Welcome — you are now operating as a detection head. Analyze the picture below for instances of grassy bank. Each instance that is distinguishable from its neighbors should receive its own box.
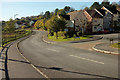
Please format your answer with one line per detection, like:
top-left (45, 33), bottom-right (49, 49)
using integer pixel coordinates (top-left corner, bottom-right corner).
top-left (48, 35), bottom-right (92, 42)
top-left (2, 29), bottom-right (32, 47)
top-left (111, 43), bottom-right (120, 49)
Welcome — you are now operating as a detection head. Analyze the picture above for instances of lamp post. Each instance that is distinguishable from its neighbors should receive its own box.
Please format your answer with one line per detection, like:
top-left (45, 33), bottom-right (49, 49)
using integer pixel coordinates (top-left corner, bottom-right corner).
top-left (14, 14), bottom-right (18, 20)
top-left (14, 14), bottom-right (18, 39)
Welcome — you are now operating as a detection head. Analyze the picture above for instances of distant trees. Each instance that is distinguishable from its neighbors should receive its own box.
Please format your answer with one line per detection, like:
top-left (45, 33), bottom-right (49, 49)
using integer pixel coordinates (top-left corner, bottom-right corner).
top-left (44, 11), bottom-right (51, 19)
top-left (64, 6), bottom-right (75, 13)
top-left (101, 0), bottom-right (110, 7)
top-left (90, 0), bottom-right (120, 10)
top-left (54, 6), bottom-right (75, 15)
top-left (84, 7), bottom-right (90, 10)
top-left (90, 2), bottom-right (101, 9)
top-left (55, 8), bottom-right (59, 15)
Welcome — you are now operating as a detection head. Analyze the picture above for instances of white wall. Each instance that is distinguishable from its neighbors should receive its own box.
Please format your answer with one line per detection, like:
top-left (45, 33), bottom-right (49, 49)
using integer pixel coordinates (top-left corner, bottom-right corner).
top-left (66, 20), bottom-right (74, 28)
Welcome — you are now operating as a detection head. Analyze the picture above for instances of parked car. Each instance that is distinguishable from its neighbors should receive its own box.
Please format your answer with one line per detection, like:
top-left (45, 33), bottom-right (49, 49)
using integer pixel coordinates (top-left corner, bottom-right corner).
top-left (102, 30), bottom-right (110, 33)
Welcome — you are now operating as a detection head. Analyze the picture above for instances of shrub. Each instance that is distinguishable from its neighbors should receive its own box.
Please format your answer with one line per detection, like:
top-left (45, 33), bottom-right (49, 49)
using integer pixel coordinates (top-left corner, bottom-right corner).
top-left (66, 30), bottom-right (76, 37)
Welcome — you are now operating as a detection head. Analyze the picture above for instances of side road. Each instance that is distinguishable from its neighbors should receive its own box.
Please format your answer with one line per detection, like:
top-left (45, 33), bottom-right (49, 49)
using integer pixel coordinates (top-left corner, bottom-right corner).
top-left (0, 33), bottom-right (46, 79)
top-left (42, 32), bottom-right (119, 55)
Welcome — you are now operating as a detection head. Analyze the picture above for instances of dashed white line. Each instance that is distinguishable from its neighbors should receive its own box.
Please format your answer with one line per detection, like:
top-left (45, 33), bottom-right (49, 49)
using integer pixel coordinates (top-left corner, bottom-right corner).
top-left (69, 55), bottom-right (104, 64)
top-left (47, 48), bottom-right (59, 52)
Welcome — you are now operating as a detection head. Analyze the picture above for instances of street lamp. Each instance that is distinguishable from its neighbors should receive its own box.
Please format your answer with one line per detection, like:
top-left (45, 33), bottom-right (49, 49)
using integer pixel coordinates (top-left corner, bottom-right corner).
top-left (14, 14), bottom-right (18, 39)
top-left (14, 14), bottom-right (18, 20)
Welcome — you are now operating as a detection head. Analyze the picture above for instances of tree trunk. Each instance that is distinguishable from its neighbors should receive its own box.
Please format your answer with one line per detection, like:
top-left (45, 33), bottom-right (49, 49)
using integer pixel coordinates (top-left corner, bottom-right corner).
top-left (82, 27), bottom-right (84, 36)
top-left (55, 32), bottom-right (58, 39)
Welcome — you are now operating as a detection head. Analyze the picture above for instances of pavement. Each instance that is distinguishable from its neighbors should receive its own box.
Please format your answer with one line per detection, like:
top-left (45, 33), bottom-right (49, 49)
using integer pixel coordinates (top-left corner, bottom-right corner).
top-left (0, 30), bottom-right (119, 79)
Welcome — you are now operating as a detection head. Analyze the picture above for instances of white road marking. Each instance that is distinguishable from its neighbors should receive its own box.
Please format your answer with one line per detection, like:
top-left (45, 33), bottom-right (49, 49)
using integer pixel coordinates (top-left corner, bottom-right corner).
top-left (47, 48), bottom-right (59, 52)
top-left (16, 42), bottom-right (50, 80)
top-left (69, 55), bottom-right (104, 64)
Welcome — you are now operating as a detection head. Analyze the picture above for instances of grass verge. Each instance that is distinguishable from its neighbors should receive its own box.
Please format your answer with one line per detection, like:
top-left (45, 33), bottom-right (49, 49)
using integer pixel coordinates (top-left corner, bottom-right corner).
top-left (2, 29), bottom-right (32, 47)
top-left (48, 35), bottom-right (92, 42)
top-left (111, 43), bottom-right (120, 49)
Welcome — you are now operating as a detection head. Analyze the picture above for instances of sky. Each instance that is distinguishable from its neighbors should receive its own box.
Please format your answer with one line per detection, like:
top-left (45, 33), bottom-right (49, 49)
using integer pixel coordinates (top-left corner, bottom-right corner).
top-left (0, 0), bottom-right (120, 21)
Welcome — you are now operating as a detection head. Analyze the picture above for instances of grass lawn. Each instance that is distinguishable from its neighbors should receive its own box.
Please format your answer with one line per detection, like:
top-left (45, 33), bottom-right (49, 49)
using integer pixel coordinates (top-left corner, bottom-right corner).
top-left (48, 35), bottom-right (92, 42)
top-left (111, 43), bottom-right (120, 49)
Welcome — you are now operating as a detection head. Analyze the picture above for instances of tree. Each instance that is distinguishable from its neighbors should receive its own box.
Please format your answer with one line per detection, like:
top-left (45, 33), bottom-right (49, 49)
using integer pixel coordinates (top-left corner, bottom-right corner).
top-left (64, 6), bottom-right (75, 13)
top-left (34, 19), bottom-right (44, 29)
top-left (55, 8), bottom-right (59, 15)
top-left (4, 19), bottom-right (15, 33)
top-left (90, 2), bottom-right (101, 9)
top-left (44, 11), bottom-right (50, 19)
top-left (47, 16), bottom-right (66, 39)
top-left (101, 0), bottom-right (110, 7)
top-left (84, 7), bottom-right (89, 10)
top-left (57, 9), bottom-right (66, 15)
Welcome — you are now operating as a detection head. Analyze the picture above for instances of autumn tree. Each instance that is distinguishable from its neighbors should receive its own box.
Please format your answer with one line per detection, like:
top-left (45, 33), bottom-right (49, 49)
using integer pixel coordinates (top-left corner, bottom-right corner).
top-left (47, 16), bottom-right (66, 39)
top-left (34, 19), bottom-right (44, 29)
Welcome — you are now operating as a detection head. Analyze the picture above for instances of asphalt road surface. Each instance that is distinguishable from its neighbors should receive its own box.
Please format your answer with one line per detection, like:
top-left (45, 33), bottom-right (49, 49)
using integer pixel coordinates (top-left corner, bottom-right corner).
top-left (15, 30), bottom-right (118, 79)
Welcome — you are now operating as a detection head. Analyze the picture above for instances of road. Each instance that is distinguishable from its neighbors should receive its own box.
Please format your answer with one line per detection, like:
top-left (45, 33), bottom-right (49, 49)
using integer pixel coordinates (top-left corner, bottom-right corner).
top-left (16, 30), bottom-right (118, 79)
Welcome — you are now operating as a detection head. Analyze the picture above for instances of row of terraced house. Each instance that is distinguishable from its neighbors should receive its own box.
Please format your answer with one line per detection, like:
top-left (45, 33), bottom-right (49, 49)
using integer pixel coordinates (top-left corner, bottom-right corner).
top-left (59, 6), bottom-right (120, 34)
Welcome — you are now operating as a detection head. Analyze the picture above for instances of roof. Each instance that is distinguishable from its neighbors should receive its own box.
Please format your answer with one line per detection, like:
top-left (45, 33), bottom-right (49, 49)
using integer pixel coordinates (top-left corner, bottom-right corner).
top-left (86, 10), bottom-right (103, 18)
top-left (67, 10), bottom-right (81, 20)
top-left (96, 9), bottom-right (106, 16)
top-left (117, 8), bottom-right (120, 12)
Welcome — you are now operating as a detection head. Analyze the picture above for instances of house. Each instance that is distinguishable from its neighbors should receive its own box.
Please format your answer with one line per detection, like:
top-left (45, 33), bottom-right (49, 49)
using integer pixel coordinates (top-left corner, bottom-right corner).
top-left (84, 9), bottom-right (104, 33)
top-left (101, 6), bottom-right (120, 31)
top-left (29, 21), bottom-right (35, 26)
top-left (65, 6), bottom-right (120, 34)
top-left (67, 10), bottom-right (81, 31)
top-left (68, 10), bottom-right (92, 33)
top-left (29, 20), bottom-right (37, 27)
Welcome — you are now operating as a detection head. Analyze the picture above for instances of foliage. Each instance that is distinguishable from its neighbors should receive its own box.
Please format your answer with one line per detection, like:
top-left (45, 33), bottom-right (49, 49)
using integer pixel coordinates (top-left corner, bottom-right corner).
top-left (4, 18), bottom-right (15, 33)
top-left (64, 6), bottom-right (75, 13)
top-left (90, 2), bottom-right (101, 9)
top-left (111, 43), bottom-right (120, 48)
top-left (84, 7), bottom-right (90, 10)
top-left (2, 29), bottom-right (31, 47)
top-left (46, 16), bottom-right (67, 39)
top-left (44, 11), bottom-right (51, 19)
top-left (57, 9), bottom-right (66, 15)
top-left (55, 8), bottom-right (59, 15)
top-left (34, 19), bottom-right (45, 29)
top-left (21, 25), bottom-right (25, 29)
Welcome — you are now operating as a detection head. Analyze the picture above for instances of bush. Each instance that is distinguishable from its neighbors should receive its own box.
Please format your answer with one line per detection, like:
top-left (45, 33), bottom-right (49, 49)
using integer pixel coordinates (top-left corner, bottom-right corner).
top-left (66, 30), bottom-right (76, 37)
top-left (53, 31), bottom-right (66, 38)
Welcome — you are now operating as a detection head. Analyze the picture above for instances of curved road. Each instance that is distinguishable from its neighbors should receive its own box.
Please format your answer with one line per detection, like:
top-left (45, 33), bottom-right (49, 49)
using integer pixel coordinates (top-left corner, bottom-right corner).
top-left (16, 30), bottom-right (118, 79)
